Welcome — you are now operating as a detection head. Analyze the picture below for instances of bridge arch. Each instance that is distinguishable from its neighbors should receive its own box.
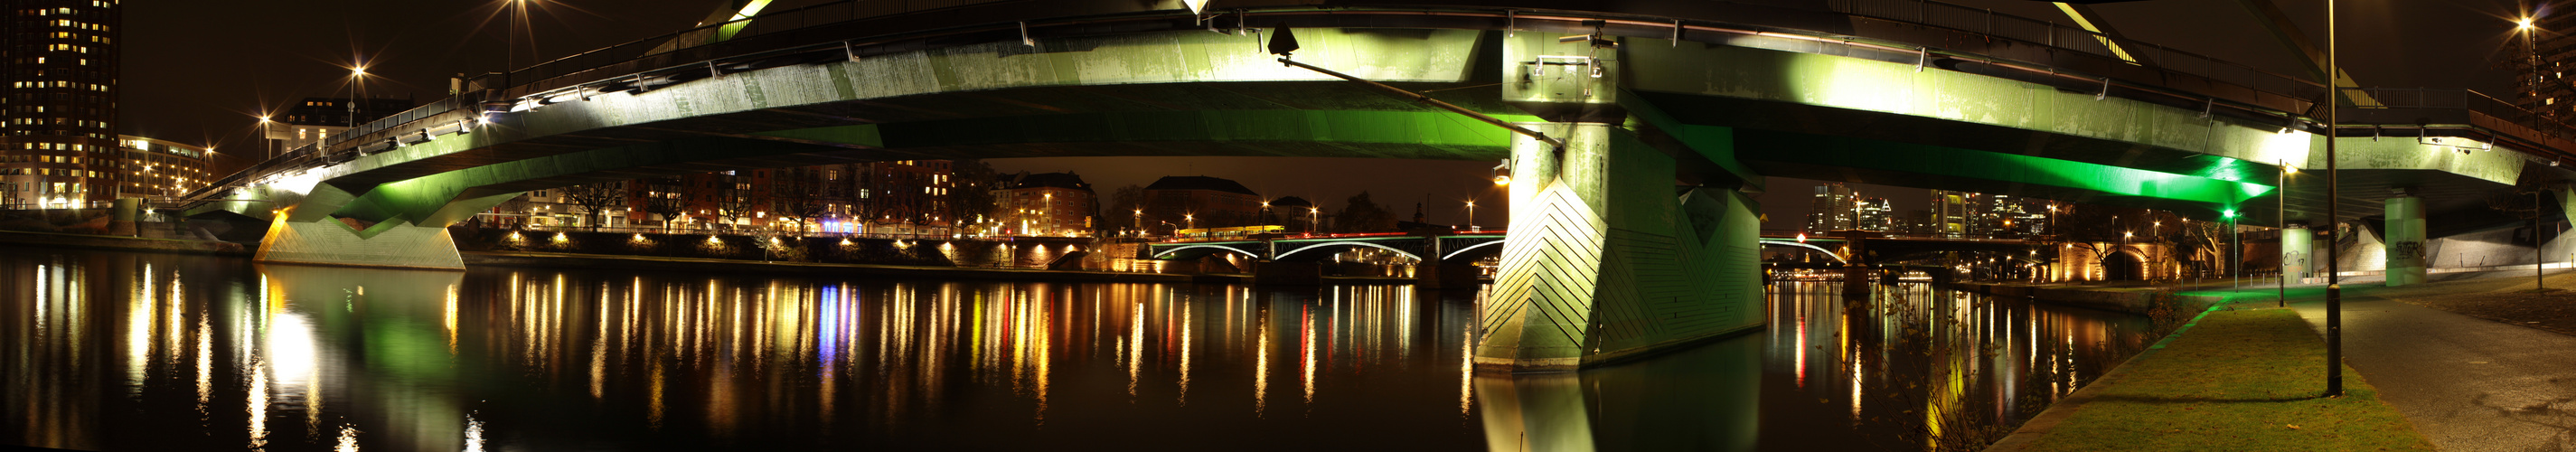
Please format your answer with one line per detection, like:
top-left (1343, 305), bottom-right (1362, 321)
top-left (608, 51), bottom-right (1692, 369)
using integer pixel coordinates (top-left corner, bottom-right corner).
top-left (1274, 241), bottom-right (1423, 262)
top-left (2100, 246), bottom-right (2152, 281)
top-left (1152, 244), bottom-right (1260, 260)
top-left (1439, 240), bottom-right (1508, 263)
top-left (1757, 240), bottom-right (1848, 264)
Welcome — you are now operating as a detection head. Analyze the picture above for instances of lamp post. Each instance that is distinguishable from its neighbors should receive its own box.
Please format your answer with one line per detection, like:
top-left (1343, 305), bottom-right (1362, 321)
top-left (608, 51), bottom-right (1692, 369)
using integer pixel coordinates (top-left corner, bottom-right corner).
top-left (2324, 0), bottom-right (2345, 397)
top-left (1466, 200), bottom-right (1477, 232)
top-left (504, 0), bottom-right (529, 73)
top-left (1310, 207), bottom-right (1321, 235)
top-left (2226, 208), bottom-right (2240, 290)
top-left (347, 65), bottom-right (368, 137)
top-left (2524, 15), bottom-right (2540, 122)
top-left (257, 115), bottom-right (273, 160)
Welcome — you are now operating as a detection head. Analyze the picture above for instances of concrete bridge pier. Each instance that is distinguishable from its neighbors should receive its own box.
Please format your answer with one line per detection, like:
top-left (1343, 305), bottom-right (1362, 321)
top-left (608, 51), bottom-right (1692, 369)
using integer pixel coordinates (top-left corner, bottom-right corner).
top-left (1838, 232), bottom-right (1872, 299)
top-left (253, 188), bottom-right (519, 270)
top-left (2383, 194), bottom-right (2428, 287)
top-left (1415, 263), bottom-right (1482, 289)
top-left (2282, 223), bottom-right (2313, 283)
top-left (1254, 260), bottom-right (1321, 286)
top-left (108, 197), bottom-right (141, 237)
top-left (1472, 123), bottom-right (1764, 372)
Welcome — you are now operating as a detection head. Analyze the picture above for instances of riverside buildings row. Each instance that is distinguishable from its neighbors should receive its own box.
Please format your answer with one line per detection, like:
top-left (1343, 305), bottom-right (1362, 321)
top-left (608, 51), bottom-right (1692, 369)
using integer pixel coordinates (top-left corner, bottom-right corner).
top-left (495, 165), bottom-right (1312, 239)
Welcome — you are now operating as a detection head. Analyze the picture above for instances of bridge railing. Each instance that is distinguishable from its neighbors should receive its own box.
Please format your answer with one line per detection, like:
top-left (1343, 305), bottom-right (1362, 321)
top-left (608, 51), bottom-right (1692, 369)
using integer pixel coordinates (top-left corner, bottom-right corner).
top-left (1830, 0), bottom-right (2576, 159)
top-left (2342, 88), bottom-right (2576, 155)
top-left (190, 0), bottom-right (1020, 207)
top-left (1829, 0), bottom-right (2327, 118)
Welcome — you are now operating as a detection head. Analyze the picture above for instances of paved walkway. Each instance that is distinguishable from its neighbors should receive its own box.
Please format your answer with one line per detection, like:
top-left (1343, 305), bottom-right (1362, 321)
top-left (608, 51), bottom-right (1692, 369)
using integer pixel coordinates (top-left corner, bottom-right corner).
top-left (2217, 278), bottom-right (2576, 452)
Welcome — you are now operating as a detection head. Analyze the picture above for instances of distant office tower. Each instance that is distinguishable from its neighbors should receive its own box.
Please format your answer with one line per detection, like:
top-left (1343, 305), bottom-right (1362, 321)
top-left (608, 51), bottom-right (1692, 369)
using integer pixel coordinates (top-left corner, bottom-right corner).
top-left (1930, 190), bottom-right (1971, 236)
top-left (1856, 197), bottom-right (1892, 231)
top-left (1, 0), bottom-right (121, 207)
top-left (1806, 183), bottom-right (1854, 232)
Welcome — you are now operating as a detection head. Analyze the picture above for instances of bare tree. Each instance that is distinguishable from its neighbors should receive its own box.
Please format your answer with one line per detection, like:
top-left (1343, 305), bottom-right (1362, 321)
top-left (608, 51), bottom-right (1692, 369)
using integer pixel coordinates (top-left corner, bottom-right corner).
top-left (558, 181), bottom-right (627, 231)
top-left (1103, 184), bottom-right (1146, 233)
top-left (946, 159), bottom-right (1001, 236)
top-left (642, 177), bottom-right (687, 232)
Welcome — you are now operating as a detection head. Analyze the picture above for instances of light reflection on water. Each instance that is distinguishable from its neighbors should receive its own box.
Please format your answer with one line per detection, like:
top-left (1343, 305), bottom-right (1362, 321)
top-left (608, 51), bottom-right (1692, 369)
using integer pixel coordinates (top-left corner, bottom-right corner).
top-left (2, 250), bottom-right (2144, 451)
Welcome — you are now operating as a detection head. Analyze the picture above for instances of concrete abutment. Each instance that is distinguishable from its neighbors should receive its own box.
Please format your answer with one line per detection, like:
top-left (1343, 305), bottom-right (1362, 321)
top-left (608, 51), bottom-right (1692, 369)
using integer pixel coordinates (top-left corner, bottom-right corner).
top-left (1472, 124), bottom-right (1764, 372)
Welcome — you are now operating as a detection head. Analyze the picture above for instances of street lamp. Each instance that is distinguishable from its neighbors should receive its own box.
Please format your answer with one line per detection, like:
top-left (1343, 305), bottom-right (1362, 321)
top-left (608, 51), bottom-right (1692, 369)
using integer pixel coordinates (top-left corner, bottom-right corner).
top-left (347, 65), bottom-right (368, 130)
top-left (1466, 200), bottom-right (1478, 232)
top-left (504, 0), bottom-right (531, 72)
top-left (1310, 207), bottom-right (1321, 235)
top-left (1184, 213), bottom-right (1195, 231)
top-left (256, 115), bottom-right (274, 160)
top-left (2324, 0), bottom-right (2346, 397)
top-left (2523, 15), bottom-right (2541, 113)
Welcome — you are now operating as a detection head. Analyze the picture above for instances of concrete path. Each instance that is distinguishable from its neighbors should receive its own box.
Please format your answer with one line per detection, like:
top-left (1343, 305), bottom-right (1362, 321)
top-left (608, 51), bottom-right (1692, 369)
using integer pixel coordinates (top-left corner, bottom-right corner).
top-left (2280, 286), bottom-right (2576, 452)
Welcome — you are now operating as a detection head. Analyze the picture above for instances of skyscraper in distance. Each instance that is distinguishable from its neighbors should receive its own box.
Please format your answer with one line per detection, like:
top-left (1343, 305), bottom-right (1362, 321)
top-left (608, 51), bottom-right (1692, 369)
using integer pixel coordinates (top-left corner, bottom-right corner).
top-left (1807, 183), bottom-right (1854, 232)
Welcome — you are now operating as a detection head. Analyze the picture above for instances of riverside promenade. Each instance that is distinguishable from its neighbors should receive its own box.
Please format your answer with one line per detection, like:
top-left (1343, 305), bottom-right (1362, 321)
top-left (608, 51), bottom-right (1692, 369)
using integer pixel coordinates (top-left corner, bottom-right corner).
top-left (1988, 271), bottom-right (2576, 451)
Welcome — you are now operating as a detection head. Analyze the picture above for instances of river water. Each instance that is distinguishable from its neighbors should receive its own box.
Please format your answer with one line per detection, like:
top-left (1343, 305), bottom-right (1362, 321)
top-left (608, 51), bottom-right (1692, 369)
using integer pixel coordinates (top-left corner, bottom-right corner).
top-left (0, 248), bottom-right (2150, 451)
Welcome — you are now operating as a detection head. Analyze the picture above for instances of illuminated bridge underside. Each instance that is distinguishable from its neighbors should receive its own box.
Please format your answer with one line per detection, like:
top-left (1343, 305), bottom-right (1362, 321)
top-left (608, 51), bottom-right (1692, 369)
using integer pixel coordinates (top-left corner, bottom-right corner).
top-left (191, 5), bottom-right (2566, 366)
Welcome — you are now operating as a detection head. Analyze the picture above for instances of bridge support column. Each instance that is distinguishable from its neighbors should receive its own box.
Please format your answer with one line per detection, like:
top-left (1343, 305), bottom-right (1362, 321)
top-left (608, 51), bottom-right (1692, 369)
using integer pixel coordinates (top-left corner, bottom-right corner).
top-left (108, 197), bottom-right (141, 236)
top-left (2384, 196), bottom-right (2427, 287)
top-left (1415, 263), bottom-right (1481, 289)
top-left (1255, 260), bottom-right (1321, 286)
top-left (2281, 224), bottom-right (2312, 283)
top-left (253, 191), bottom-right (518, 270)
top-left (1474, 124), bottom-right (1764, 372)
top-left (255, 220), bottom-right (468, 269)
top-left (1838, 232), bottom-right (1871, 299)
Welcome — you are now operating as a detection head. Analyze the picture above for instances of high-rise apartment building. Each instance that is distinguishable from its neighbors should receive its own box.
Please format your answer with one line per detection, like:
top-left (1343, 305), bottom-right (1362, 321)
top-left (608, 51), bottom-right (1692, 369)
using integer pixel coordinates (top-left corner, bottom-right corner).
top-left (2515, 14), bottom-right (2576, 120)
top-left (1805, 184), bottom-right (1854, 232)
top-left (1, 0), bottom-right (121, 207)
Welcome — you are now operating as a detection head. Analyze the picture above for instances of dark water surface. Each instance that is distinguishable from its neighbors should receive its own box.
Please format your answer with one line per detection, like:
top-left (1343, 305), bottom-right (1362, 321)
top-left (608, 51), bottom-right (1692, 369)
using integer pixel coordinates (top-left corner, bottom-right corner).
top-left (1, 248), bottom-right (2149, 451)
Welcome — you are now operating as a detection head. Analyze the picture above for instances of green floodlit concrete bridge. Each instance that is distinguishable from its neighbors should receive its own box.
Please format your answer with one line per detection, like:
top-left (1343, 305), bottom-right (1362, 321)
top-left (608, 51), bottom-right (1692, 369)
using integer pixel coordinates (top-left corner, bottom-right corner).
top-left (175, 0), bottom-right (2576, 372)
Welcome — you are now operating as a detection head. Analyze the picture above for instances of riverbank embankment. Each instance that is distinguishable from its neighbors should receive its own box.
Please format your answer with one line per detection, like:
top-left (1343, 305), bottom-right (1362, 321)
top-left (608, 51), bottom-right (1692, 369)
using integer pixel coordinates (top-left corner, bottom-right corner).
top-left (0, 230), bottom-right (249, 256)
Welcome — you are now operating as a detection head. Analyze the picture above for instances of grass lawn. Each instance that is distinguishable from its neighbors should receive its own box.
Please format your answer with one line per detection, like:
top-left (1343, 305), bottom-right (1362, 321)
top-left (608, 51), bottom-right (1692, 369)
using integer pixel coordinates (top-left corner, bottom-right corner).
top-left (2024, 309), bottom-right (2434, 452)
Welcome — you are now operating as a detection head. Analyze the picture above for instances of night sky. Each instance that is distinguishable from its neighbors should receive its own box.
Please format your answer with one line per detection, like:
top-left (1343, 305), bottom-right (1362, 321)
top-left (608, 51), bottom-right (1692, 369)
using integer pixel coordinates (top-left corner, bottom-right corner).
top-left (113, 0), bottom-right (2536, 228)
